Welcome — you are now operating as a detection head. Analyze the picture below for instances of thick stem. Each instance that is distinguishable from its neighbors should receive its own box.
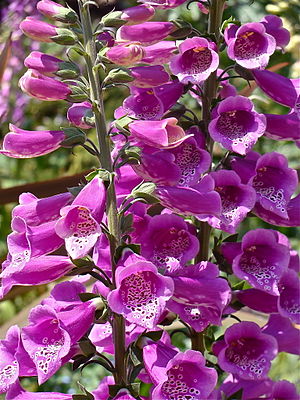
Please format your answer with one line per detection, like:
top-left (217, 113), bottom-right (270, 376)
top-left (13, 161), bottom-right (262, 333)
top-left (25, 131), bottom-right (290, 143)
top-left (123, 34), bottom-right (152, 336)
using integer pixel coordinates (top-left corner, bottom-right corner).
top-left (79, 0), bottom-right (126, 385)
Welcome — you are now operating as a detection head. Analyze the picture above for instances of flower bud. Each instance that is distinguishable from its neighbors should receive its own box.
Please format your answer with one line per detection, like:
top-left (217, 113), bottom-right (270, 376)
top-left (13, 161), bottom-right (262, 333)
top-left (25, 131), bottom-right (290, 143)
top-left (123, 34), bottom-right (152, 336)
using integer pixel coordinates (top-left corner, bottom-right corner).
top-left (121, 4), bottom-right (155, 25)
top-left (24, 51), bottom-right (80, 79)
top-left (103, 67), bottom-right (134, 84)
top-left (101, 11), bottom-right (126, 28)
top-left (20, 17), bottom-right (77, 44)
top-left (67, 102), bottom-right (95, 129)
top-left (37, 0), bottom-right (78, 24)
top-left (106, 43), bottom-right (145, 66)
top-left (60, 127), bottom-right (86, 147)
top-left (67, 85), bottom-right (89, 102)
top-left (116, 22), bottom-right (175, 45)
top-left (19, 69), bottom-right (71, 101)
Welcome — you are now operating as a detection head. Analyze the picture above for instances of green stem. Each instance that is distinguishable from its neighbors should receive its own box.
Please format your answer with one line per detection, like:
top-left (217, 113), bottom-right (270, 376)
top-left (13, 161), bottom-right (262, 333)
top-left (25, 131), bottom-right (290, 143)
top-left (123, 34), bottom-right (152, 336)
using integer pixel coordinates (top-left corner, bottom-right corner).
top-left (78, 0), bottom-right (126, 385)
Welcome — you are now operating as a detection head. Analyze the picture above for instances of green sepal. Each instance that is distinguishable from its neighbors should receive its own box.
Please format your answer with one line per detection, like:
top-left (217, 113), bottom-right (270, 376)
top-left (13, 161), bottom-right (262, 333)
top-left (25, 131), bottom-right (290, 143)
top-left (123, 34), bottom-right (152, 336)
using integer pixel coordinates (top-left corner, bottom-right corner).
top-left (60, 127), bottom-right (86, 147)
top-left (51, 28), bottom-right (78, 45)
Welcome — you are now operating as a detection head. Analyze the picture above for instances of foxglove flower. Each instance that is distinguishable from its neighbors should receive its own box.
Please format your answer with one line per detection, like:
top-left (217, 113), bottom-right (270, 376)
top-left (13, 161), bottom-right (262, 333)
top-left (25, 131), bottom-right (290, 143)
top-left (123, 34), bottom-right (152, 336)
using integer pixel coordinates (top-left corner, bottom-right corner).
top-left (203, 170), bottom-right (256, 233)
top-left (208, 96), bottom-right (266, 154)
top-left (21, 305), bottom-right (71, 383)
top-left (24, 51), bottom-right (80, 78)
top-left (141, 41), bottom-right (177, 64)
top-left (150, 350), bottom-right (217, 399)
top-left (106, 43), bottom-right (145, 66)
top-left (170, 37), bottom-right (219, 84)
top-left (139, 0), bottom-right (186, 8)
top-left (225, 22), bottom-right (276, 69)
top-left (67, 101), bottom-right (94, 129)
top-left (260, 15), bottom-right (290, 50)
top-left (108, 255), bottom-right (174, 329)
top-left (55, 177), bottom-right (106, 259)
top-left (129, 65), bottom-right (170, 88)
top-left (262, 313), bottom-right (300, 355)
top-left (12, 191), bottom-right (73, 226)
top-left (232, 229), bottom-right (290, 295)
top-left (139, 213), bottom-right (199, 272)
top-left (0, 124), bottom-right (65, 158)
top-left (37, 0), bottom-right (78, 23)
top-left (250, 152), bottom-right (298, 220)
top-left (278, 269), bottom-right (300, 324)
top-left (156, 175), bottom-right (222, 217)
top-left (264, 112), bottom-right (300, 142)
top-left (19, 69), bottom-right (71, 101)
top-left (128, 117), bottom-right (188, 148)
top-left (215, 321), bottom-right (278, 380)
top-left (6, 381), bottom-right (73, 400)
top-left (116, 22), bottom-right (175, 45)
top-left (121, 4), bottom-right (155, 24)
top-left (167, 262), bottom-right (231, 331)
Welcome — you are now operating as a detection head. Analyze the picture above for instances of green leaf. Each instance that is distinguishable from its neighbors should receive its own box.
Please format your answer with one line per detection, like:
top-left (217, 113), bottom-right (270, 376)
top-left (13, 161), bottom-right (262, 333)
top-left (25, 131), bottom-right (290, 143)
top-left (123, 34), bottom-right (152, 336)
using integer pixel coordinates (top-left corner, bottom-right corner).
top-left (78, 292), bottom-right (101, 302)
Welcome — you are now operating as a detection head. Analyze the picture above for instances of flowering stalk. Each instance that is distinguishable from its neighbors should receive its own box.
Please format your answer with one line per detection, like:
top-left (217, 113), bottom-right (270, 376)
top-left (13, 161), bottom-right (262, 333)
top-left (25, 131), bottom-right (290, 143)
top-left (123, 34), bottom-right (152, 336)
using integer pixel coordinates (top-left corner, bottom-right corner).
top-left (78, 0), bottom-right (126, 385)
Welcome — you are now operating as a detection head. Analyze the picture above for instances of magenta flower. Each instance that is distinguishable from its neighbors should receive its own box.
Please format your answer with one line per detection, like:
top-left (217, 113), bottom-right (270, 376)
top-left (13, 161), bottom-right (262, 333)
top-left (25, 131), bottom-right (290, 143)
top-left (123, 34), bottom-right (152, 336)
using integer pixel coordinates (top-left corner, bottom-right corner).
top-left (6, 381), bottom-right (73, 400)
top-left (116, 22), bottom-right (175, 45)
top-left (264, 112), bottom-right (300, 142)
top-left (139, 0), bottom-right (186, 8)
top-left (55, 177), bottom-right (106, 259)
top-left (250, 152), bottom-right (298, 220)
top-left (216, 321), bottom-right (278, 380)
top-left (139, 213), bottom-right (199, 272)
top-left (167, 262), bottom-right (231, 331)
top-left (128, 117), bottom-right (188, 149)
top-left (203, 170), bottom-right (256, 233)
top-left (129, 65), bottom-right (170, 88)
top-left (225, 22), bottom-right (276, 69)
top-left (170, 37), bottom-right (219, 84)
top-left (262, 313), bottom-right (300, 355)
top-left (37, 0), bottom-right (78, 23)
top-left (232, 229), bottom-right (290, 295)
top-left (19, 69), bottom-right (71, 101)
top-left (260, 15), bottom-right (290, 50)
top-left (278, 269), bottom-right (300, 324)
top-left (208, 96), bottom-right (266, 155)
top-left (21, 305), bottom-right (71, 383)
top-left (12, 191), bottom-right (73, 226)
top-left (0, 124), bottom-right (65, 158)
top-left (106, 43), bottom-right (145, 66)
top-left (156, 175), bottom-right (222, 217)
top-left (24, 51), bottom-right (79, 78)
top-left (121, 4), bottom-right (155, 24)
top-left (67, 101), bottom-right (94, 129)
top-left (151, 350), bottom-right (217, 399)
top-left (141, 41), bottom-right (177, 64)
top-left (107, 255), bottom-right (174, 329)
top-left (20, 17), bottom-right (58, 42)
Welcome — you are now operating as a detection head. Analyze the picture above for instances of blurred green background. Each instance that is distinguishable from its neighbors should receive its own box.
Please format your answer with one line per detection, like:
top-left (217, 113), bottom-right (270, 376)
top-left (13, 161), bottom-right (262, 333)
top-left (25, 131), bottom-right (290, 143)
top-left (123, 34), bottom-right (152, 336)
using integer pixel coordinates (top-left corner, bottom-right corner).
top-left (0, 0), bottom-right (299, 397)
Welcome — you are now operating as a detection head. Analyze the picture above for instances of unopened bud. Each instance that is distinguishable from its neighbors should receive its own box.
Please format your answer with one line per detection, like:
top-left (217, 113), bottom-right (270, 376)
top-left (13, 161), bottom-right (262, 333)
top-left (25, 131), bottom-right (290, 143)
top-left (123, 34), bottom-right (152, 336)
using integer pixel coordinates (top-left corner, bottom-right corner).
top-left (67, 85), bottom-right (89, 102)
top-left (51, 28), bottom-right (78, 45)
top-left (37, 0), bottom-right (78, 24)
top-left (104, 67), bottom-right (134, 84)
top-left (101, 11), bottom-right (126, 28)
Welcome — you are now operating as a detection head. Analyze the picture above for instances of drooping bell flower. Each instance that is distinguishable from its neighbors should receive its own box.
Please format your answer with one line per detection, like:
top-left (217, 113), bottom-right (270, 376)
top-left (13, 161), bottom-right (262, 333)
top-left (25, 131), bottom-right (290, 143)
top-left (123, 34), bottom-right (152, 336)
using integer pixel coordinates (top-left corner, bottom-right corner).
top-left (0, 256), bottom-right (74, 298)
top-left (6, 381), bottom-right (73, 400)
top-left (139, 213), bottom-right (199, 273)
top-left (19, 69), bottom-right (71, 101)
top-left (278, 269), bottom-right (300, 324)
top-left (55, 177), bottom-right (106, 259)
top-left (264, 112), bottom-right (300, 142)
top-left (139, 0), bottom-right (186, 8)
top-left (0, 124), bottom-right (66, 158)
top-left (260, 15), bottom-right (290, 50)
top-left (203, 170), bottom-right (256, 233)
top-left (156, 175), bottom-right (222, 217)
top-left (67, 101), bottom-right (94, 129)
top-left (106, 42), bottom-right (145, 66)
top-left (215, 321), bottom-right (278, 380)
top-left (170, 37), bottom-right (219, 84)
top-left (262, 313), bottom-right (300, 355)
top-left (232, 228), bottom-right (290, 296)
top-left (236, 288), bottom-right (278, 314)
top-left (208, 95), bottom-right (266, 155)
top-left (141, 41), bottom-right (177, 64)
top-left (225, 22), bottom-right (276, 69)
top-left (37, 0), bottom-right (78, 23)
top-left (107, 254), bottom-right (174, 329)
top-left (24, 51), bottom-right (80, 78)
top-left (20, 17), bottom-right (77, 44)
top-left (121, 4), bottom-right (155, 24)
top-left (250, 152), bottom-right (298, 220)
top-left (128, 117), bottom-right (188, 149)
top-left (12, 191), bottom-right (73, 226)
top-left (21, 305), bottom-right (71, 384)
top-left (230, 150), bottom-right (260, 184)
top-left (0, 326), bottom-right (36, 394)
top-left (167, 262), bottom-right (231, 331)
top-left (128, 65), bottom-right (170, 88)
top-left (267, 380), bottom-right (300, 400)
top-left (116, 22), bottom-right (175, 45)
